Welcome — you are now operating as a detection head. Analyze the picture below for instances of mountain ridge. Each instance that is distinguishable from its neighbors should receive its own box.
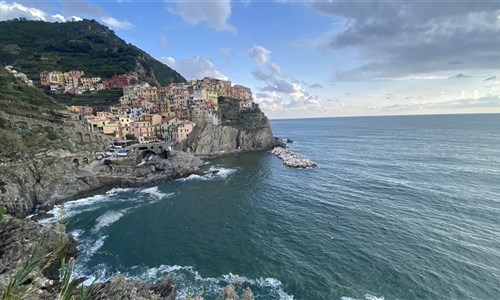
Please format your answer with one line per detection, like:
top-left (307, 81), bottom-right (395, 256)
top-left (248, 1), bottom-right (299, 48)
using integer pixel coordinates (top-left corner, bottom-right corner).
top-left (0, 19), bottom-right (185, 86)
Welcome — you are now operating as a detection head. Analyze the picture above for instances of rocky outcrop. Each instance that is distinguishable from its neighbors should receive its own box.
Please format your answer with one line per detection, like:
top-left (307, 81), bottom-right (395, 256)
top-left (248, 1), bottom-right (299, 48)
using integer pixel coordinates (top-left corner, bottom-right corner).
top-left (0, 150), bottom-right (204, 218)
top-left (90, 275), bottom-right (176, 300)
top-left (271, 147), bottom-right (317, 168)
top-left (0, 216), bottom-right (78, 295)
top-left (185, 123), bottom-right (275, 157)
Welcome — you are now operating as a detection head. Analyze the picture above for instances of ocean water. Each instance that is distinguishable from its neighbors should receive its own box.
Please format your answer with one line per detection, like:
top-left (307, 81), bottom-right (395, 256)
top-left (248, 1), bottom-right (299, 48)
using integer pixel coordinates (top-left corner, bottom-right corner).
top-left (43, 114), bottom-right (500, 299)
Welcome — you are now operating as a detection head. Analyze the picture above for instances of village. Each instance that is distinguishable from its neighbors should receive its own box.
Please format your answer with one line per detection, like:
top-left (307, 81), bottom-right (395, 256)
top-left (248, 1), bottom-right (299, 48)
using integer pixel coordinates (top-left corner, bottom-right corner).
top-left (37, 70), bottom-right (255, 148)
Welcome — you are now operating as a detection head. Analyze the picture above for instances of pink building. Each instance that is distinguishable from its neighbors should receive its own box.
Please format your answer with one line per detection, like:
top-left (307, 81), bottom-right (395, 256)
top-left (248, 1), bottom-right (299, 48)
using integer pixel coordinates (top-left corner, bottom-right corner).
top-left (172, 121), bottom-right (196, 142)
top-left (130, 121), bottom-right (155, 143)
top-left (81, 106), bottom-right (93, 116)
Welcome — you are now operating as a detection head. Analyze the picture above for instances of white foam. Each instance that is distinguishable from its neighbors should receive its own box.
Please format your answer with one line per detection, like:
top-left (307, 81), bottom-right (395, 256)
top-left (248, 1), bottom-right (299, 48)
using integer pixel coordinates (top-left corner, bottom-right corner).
top-left (341, 295), bottom-right (385, 300)
top-left (139, 186), bottom-right (173, 201)
top-left (70, 229), bottom-right (84, 239)
top-left (179, 166), bottom-right (237, 182)
top-left (119, 265), bottom-right (294, 299)
top-left (37, 188), bottom-right (136, 225)
top-left (85, 235), bottom-right (107, 257)
top-left (92, 210), bottom-right (129, 232)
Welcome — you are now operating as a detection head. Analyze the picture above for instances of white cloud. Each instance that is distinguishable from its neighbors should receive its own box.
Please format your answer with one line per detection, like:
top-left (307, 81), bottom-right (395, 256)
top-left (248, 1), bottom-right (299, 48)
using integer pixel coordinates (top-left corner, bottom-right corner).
top-left (159, 36), bottom-right (169, 48)
top-left (0, 1), bottom-right (70, 22)
top-left (169, 0), bottom-right (236, 33)
top-left (159, 56), bottom-right (176, 68)
top-left (0, 1), bottom-right (132, 30)
top-left (247, 45), bottom-right (271, 66)
top-left (161, 55), bottom-right (228, 81)
top-left (101, 16), bottom-right (134, 30)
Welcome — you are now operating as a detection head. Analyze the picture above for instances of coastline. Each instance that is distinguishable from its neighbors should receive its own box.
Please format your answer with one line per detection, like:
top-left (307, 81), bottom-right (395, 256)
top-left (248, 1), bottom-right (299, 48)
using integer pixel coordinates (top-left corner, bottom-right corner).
top-left (0, 147), bottom-right (275, 298)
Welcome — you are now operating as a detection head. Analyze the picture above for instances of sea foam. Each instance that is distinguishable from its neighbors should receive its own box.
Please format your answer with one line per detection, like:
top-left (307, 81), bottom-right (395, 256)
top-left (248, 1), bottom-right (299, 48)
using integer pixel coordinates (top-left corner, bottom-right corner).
top-left (139, 186), bottom-right (173, 201)
top-left (179, 166), bottom-right (237, 182)
top-left (92, 209), bottom-right (130, 233)
top-left (119, 265), bottom-right (294, 300)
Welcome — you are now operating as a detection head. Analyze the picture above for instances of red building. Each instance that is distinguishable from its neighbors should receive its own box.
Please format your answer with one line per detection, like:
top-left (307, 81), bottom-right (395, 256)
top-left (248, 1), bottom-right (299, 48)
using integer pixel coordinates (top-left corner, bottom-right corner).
top-left (103, 74), bottom-right (137, 88)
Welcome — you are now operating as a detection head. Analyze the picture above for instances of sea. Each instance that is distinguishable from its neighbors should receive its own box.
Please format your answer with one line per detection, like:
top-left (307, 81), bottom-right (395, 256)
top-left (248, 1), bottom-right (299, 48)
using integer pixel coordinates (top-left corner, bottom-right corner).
top-left (41, 114), bottom-right (500, 300)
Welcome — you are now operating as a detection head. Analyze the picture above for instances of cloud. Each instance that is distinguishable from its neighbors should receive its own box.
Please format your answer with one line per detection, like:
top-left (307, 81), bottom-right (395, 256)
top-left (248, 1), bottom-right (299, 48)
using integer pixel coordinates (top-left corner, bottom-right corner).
top-left (0, 1), bottom-right (133, 30)
top-left (485, 75), bottom-right (497, 81)
top-left (309, 83), bottom-right (324, 89)
top-left (59, 0), bottom-right (133, 30)
top-left (310, 1), bottom-right (500, 79)
top-left (160, 55), bottom-right (228, 80)
top-left (448, 73), bottom-right (470, 80)
top-left (159, 36), bottom-right (169, 48)
top-left (159, 56), bottom-right (176, 68)
top-left (0, 1), bottom-right (77, 22)
top-left (101, 16), bottom-right (133, 29)
top-left (378, 95), bottom-right (500, 111)
top-left (168, 0), bottom-right (236, 33)
top-left (247, 45), bottom-right (271, 66)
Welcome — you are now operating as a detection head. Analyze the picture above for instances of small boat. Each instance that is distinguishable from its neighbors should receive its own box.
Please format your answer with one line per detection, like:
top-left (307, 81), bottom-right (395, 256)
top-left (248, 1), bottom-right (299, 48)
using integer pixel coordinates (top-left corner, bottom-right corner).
top-left (211, 170), bottom-right (220, 176)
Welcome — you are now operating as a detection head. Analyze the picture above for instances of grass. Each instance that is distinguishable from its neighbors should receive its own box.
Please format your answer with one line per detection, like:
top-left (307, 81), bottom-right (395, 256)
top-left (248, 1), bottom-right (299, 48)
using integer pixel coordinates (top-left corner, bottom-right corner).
top-left (1, 245), bottom-right (47, 299)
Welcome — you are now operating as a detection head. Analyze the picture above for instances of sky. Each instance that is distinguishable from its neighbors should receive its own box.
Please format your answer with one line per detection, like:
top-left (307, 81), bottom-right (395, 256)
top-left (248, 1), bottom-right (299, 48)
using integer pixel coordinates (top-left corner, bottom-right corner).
top-left (1, 0), bottom-right (500, 119)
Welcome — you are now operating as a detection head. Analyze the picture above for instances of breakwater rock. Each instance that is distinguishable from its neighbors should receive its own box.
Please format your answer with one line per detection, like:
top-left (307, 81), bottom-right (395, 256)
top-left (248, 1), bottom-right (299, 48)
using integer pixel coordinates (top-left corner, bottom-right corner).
top-left (271, 147), bottom-right (317, 168)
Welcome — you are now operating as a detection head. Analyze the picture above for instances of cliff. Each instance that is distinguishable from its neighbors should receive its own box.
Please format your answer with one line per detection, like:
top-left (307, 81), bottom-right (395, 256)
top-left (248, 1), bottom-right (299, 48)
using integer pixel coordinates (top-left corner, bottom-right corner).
top-left (0, 148), bottom-right (203, 218)
top-left (185, 97), bottom-right (275, 156)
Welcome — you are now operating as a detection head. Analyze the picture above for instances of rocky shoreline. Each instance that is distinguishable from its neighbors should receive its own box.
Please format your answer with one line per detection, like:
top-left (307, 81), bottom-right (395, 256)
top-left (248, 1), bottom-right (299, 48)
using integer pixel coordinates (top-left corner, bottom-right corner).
top-left (271, 146), bottom-right (317, 168)
top-left (0, 145), bottom-right (272, 298)
top-left (0, 149), bottom-right (206, 299)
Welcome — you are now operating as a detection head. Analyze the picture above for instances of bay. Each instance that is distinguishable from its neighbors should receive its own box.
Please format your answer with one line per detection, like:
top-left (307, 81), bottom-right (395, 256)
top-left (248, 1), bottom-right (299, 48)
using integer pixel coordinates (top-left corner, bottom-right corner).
top-left (45, 114), bottom-right (500, 299)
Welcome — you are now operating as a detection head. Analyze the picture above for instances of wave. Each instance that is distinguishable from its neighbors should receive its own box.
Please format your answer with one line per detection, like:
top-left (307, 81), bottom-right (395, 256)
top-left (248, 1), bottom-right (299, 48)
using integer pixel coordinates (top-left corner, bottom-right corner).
top-left (124, 265), bottom-right (293, 300)
top-left (179, 166), bottom-right (238, 182)
top-left (341, 294), bottom-right (385, 300)
top-left (92, 209), bottom-right (131, 233)
top-left (84, 235), bottom-right (108, 257)
top-left (139, 186), bottom-right (174, 201)
top-left (38, 188), bottom-right (135, 224)
top-left (72, 262), bottom-right (293, 299)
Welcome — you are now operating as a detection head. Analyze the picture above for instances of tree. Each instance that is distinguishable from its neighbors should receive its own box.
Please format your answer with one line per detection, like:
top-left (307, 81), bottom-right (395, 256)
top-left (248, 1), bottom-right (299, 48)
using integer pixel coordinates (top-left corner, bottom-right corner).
top-left (125, 133), bottom-right (136, 140)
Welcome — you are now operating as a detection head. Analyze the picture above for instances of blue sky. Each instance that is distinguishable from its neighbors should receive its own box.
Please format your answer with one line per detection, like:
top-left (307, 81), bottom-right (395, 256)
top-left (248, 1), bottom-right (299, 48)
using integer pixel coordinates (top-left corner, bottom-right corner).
top-left (1, 0), bottom-right (500, 119)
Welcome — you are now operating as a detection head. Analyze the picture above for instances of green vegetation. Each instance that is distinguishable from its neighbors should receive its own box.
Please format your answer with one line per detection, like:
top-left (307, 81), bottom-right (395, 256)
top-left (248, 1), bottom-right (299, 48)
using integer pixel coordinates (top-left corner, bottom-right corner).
top-left (1, 245), bottom-right (47, 299)
top-left (0, 19), bottom-right (185, 86)
top-left (49, 88), bottom-right (123, 109)
top-left (0, 206), bottom-right (5, 222)
top-left (218, 97), bottom-right (269, 131)
top-left (1, 244), bottom-right (96, 300)
top-left (0, 125), bottom-right (69, 159)
top-left (125, 133), bottom-right (137, 140)
top-left (0, 68), bottom-right (62, 118)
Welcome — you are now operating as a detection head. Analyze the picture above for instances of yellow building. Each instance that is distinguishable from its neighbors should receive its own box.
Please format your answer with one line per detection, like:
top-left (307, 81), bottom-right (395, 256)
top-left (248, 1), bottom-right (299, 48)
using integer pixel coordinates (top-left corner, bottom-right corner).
top-left (103, 122), bottom-right (119, 136)
top-left (199, 88), bottom-right (218, 106)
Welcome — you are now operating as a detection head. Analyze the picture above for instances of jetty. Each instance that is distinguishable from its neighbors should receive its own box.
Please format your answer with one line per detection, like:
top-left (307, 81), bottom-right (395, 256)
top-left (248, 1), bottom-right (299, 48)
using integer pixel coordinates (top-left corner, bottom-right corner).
top-left (271, 147), bottom-right (317, 168)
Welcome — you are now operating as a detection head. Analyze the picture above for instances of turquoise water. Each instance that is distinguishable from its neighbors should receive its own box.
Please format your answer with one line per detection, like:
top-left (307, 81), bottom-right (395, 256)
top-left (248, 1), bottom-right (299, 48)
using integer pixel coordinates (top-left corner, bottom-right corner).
top-left (44, 114), bottom-right (500, 299)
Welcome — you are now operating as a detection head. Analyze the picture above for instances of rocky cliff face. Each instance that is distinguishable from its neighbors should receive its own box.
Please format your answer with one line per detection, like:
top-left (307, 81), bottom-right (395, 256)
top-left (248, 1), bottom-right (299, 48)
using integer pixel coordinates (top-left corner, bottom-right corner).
top-left (0, 150), bottom-right (204, 218)
top-left (185, 123), bottom-right (275, 157)
top-left (0, 216), bottom-right (78, 295)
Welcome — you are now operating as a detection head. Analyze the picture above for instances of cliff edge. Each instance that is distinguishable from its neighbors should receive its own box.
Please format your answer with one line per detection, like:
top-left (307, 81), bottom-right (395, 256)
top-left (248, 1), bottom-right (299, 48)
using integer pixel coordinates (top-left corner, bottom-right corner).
top-left (185, 97), bottom-right (275, 156)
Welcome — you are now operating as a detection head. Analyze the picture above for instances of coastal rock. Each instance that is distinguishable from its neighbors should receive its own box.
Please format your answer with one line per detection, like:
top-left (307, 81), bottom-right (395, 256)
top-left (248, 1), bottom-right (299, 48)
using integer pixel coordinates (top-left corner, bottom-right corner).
top-left (185, 123), bottom-right (275, 157)
top-left (271, 147), bottom-right (317, 168)
top-left (0, 216), bottom-right (77, 293)
top-left (0, 150), bottom-right (204, 218)
top-left (90, 275), bottom-right (176, 300)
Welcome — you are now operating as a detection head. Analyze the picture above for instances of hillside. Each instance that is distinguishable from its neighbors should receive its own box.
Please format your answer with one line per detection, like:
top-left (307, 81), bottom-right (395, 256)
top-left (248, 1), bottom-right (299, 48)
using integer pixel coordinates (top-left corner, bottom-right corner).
top-left (0, 19), bottom-right (185, 86)
top-left (0, 67), bottom-right (62, 118)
